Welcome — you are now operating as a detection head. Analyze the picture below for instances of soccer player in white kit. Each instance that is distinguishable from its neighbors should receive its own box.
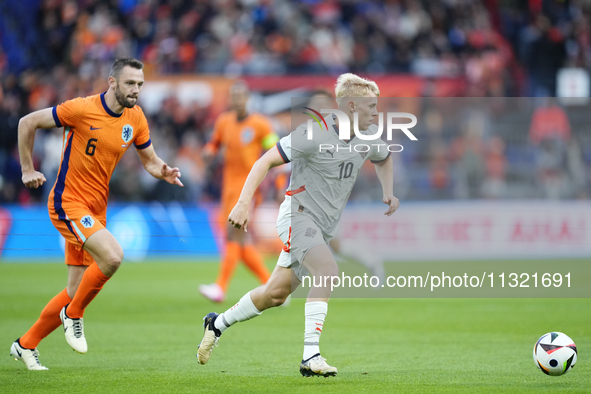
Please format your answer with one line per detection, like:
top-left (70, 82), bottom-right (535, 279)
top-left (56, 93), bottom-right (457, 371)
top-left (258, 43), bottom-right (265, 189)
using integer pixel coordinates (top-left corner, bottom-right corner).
top-left (197, 74), bottom-right (400, 377)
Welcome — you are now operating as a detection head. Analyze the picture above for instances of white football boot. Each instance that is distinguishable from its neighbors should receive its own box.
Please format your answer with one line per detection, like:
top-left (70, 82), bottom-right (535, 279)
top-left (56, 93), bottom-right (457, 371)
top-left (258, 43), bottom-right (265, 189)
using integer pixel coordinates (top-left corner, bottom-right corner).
top-left (60, 306), bottom-right (87, 354)
top-left (10, 340), bottom-right (48, 370)
top-left (197, 312), bottom-right (222, 365)
top-left (199, 283), bottom-right (225, 303)
top-left (299, 353), bottom-right (338, 377)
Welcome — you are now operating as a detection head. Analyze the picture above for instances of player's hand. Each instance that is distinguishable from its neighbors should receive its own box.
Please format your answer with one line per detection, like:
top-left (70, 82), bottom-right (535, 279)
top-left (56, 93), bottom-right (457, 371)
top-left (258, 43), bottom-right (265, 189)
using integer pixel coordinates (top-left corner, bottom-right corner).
top-left (228, 202), bottom-right (249, 232)
top-left (22, 170), bottom-right (46, 189)
top-left (201, 148), bottom-right (214, 163)
top-left (383, 195), bottom-right (399, 216)
top-left (161, 164), bottom-right (183, 187)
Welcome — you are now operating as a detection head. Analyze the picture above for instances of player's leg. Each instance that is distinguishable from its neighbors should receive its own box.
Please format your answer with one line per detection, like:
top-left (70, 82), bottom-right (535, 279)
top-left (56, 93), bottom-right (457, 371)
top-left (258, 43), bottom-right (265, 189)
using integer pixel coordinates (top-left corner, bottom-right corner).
top-left (66, 264), bottom-right (88, 298)
top-left (200, 222), bottom-right (242, 302)
top-left (237, 206), bottom-right (271, 284)
top-left (240, 240), bottom-right (271, 286)
top-left (299, 244), bottom-right (339, 377)
top-left (11, 248), bottom-right (87, 370)
top-left (247, 264), bottom-right (296, 310)
top-left (227, 220), bottom-right (271, 286)
top-left (330, 238), bottom-right (385, 286)
top-left (17, 265), bottom-right (85, 348)
top-left (197, 265), bottom-right (296, 365)
top-left (60, 229), bottom-right (123, 353)
top-left (201, 195), bottom-right (270, 301)
top-left (68, 228), bottom-right (123, 315)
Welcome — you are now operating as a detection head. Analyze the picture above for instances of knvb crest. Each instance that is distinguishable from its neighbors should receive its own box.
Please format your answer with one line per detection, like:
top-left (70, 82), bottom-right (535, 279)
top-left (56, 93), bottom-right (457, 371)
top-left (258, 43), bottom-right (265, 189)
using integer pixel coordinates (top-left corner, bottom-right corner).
top-left (80, 215), bottom-right (95, 229)
top-left (122, 124), bottom-right (133, 143)
top-left (241, 127), bottom-right (255, 144)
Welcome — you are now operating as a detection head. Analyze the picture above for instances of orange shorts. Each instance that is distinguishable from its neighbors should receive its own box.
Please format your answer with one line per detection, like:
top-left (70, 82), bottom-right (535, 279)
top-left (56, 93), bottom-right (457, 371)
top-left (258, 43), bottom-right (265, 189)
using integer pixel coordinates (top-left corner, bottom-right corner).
top-left (64, 241), bottom-right (96, 266)
top-left (219, 189), bottom-right (241, 225)
top-left (219, 189), bottom-right (261, 227)
top-left (48, 203), bottom-right (106, 266)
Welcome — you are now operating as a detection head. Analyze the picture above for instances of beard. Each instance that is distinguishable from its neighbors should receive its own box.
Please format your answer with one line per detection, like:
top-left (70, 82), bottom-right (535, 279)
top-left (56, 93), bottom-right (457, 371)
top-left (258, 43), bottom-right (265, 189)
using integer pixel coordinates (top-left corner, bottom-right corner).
top-left (115, 86), bottom-right (137, 108)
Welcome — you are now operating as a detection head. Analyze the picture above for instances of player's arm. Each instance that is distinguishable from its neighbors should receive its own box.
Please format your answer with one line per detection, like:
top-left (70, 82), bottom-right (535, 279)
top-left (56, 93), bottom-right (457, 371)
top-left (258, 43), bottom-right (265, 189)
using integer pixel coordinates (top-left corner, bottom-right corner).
top-left (228, 146), bottom-right (285, 231)
top-left (136, 144), bottom-right (183, 187)
top-left (18, 108), bottom-right (57, 188)
top-left (202, 117), bottom-right (223, 163)
top-left (373, 155), bottom-right (399, 216)
top-left (202, 140), bottom-right (218, 163)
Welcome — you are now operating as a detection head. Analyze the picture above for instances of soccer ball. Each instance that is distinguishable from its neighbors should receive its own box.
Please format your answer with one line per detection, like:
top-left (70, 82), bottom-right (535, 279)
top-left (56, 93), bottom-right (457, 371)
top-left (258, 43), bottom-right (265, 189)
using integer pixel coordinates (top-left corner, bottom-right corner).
top-left (533, 332), bottom-right (577, 376)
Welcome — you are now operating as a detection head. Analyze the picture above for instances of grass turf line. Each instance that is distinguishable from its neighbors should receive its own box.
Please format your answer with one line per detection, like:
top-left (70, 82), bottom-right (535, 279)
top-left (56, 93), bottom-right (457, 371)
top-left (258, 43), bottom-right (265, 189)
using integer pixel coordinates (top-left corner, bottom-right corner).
top-left (0, 261), bottom-right (589, 393)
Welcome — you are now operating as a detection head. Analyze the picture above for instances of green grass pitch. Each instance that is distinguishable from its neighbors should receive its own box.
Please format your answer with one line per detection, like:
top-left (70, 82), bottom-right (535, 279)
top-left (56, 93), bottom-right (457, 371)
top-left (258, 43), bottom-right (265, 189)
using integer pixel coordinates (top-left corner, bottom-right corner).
top-left (0, 260), bottom-right (589, 393)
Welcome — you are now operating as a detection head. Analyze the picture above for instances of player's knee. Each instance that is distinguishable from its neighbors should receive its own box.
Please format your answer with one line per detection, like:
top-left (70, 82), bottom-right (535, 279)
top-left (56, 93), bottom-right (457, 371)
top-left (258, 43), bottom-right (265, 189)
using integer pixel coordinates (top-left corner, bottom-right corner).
top-left (326, 263), bottom-right (339, 278)
top-left (311, 261), bottom-right (339, 279)
top-left (104, 247), bottom-right (123, 270)
top-left (266, 286), bottom-right (290, 307)
top-left (105, 256), bottom-right (121, 271)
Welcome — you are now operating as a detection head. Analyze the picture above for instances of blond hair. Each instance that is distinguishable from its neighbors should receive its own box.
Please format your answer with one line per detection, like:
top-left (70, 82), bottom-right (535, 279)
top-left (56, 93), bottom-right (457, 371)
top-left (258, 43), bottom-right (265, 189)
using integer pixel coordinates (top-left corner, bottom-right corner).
top-left (334, 73), bottom-right (380, 102)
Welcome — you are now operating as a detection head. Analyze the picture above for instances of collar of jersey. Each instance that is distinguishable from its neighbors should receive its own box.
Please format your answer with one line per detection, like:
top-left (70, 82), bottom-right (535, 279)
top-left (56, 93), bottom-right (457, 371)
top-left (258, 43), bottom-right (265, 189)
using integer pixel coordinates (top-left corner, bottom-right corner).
top-left (329, 114), bottom-right (354, 144)
top-left (100, 92), bottom-right (123, 118)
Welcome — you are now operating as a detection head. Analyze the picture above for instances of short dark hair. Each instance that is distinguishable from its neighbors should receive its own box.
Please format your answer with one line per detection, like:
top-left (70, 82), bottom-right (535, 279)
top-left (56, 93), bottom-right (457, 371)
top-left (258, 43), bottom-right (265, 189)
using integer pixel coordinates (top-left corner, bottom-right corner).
top-left (110, 58), bottom-right (144, 78)
top-left (230, 80), bottom-right (249, 94)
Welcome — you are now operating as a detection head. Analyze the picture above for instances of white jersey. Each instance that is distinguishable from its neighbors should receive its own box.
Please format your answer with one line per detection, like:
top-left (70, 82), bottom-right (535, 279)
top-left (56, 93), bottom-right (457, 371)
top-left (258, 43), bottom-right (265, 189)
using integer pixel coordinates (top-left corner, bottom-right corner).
top-left (275, 114), bottom-right (390, 240)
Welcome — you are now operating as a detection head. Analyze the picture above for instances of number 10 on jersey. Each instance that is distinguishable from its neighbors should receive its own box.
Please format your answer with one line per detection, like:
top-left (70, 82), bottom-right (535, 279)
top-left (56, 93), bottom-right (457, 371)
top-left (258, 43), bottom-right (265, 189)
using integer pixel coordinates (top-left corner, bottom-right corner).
top-left (338, 162), bottom-right (353, 179)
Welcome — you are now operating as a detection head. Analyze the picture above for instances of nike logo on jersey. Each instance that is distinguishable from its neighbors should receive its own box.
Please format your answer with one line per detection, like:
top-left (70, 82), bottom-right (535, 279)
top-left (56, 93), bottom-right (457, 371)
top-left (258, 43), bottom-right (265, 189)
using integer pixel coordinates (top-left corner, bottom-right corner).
top-left (90, 126), bottom-right (102, 130)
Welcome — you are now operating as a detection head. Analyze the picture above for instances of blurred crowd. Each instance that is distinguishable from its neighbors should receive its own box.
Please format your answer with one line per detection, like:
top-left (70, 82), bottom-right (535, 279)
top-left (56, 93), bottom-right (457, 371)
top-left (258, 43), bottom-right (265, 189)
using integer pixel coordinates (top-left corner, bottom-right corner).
top-left (0, 0), bottom-right (590, 204)
top-left (349, 97), bottom-right (591, 203)
top-left (3, 0), bottom-right (589, 92)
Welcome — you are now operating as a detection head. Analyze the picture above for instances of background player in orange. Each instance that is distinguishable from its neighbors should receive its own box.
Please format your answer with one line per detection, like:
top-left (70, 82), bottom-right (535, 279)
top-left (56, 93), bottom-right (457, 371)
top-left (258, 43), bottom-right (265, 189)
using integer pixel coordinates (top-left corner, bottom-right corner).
top-left (199, 81), bottom-right (278, 303)
top-left (11, 58), bottom-right (183, 370)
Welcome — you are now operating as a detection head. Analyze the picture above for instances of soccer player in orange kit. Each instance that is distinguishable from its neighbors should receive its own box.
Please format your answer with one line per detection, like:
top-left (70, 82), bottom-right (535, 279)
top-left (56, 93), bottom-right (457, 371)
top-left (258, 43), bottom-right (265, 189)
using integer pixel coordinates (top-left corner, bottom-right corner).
top-left (199, 82), bottom-right (278, 303)
top-left (10, 58), bottom-right (183, 370)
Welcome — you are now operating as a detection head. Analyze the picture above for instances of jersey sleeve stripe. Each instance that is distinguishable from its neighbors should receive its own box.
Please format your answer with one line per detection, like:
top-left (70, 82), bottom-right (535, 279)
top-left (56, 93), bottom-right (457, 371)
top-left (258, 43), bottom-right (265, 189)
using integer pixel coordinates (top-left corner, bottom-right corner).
top-left (52, 107), bottom-right (62, 128)
top-left (370, 151), bottom-right (391, 164)
top-left (52, 130), bottom-right (81, 242)
top-left (276, 142), bottom-right (290, 163)
top-left (134, 139), bottom-right (152, 150)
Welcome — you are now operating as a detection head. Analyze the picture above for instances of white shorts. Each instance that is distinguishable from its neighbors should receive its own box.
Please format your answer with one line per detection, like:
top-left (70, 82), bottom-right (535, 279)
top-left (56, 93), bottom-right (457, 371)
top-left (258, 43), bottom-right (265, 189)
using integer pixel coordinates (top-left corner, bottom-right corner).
top-left (276, 213), bottom-right (327, 281)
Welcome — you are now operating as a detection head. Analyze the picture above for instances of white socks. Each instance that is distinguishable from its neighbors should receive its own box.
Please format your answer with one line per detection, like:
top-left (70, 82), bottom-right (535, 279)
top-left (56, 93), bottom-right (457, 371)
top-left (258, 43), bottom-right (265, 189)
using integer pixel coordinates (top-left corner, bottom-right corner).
top-left (212, 294), bottom-right (328, 361)
top-left (303, 301), bottom-right (328, 360)
top-left (214, 291), bottom-right (261, 333)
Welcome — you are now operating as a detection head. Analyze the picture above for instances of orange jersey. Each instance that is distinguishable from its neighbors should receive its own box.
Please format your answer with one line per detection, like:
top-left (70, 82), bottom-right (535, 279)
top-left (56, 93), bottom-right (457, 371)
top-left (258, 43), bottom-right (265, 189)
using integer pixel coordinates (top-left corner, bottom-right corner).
top-left (48, 93), bottom-right (151, 216)
top-left (206, 112), bottom-right (276, 186)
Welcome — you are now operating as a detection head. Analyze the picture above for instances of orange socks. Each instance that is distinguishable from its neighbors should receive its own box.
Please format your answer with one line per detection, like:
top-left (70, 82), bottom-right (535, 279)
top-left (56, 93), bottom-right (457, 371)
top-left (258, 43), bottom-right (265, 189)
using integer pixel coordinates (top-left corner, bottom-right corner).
top-left (20, 288), bottom-right (71, 349)
top-left (66, 263), bottom-right (110, 319)
top-left (215, 241), bottom-right (241, 292)
top-left (215, 242), bottom-right (270, 292)
top-left (20, 264), bottom-right (110, 348)
top-left (241, 245), bottom-right (270, 284)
